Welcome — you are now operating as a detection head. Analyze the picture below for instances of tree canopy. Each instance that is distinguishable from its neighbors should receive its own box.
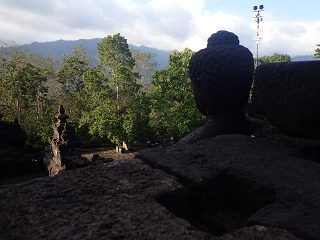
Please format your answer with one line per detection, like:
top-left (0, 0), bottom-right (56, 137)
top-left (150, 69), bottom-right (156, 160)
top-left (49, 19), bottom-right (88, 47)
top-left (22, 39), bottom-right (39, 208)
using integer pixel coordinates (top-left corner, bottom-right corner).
top-left (58, 43), bottom-right (91, 118)
top-left (89, 34), bottom-right (151, 145)
top-left (0, 40), bottom-right (55, 144)
top-left (258, 53), bottom-right (292, 65)
top-left (149, 48), bottom-right (206, 144)
top-left (314, 44), bottom-right (320, 59)
top-left (2, 36), bottom-right (296, 148)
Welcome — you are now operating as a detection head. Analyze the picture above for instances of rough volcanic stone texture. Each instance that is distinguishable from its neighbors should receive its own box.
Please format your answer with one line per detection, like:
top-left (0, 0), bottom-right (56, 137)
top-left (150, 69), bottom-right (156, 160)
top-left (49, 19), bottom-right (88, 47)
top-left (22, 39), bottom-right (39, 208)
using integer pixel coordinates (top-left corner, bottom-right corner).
top-left (0, 139), bottom-right (310, 239)
top-left (252, 61), bottom-right (320, 140)
top-left (136, 134), bottom-right (320, 239)
top-left (189, 31), bottom-right (254, 118)
top-left (220, 225), bottom-right (301, 240)
top-left (175, 115), bottom-right (255, 146)
top-left (253, 124), bottom-right (320, 163)
top-left (0, 159), bottom-right (213, 240)
top-left (207, 30), bottom-right (239, 47)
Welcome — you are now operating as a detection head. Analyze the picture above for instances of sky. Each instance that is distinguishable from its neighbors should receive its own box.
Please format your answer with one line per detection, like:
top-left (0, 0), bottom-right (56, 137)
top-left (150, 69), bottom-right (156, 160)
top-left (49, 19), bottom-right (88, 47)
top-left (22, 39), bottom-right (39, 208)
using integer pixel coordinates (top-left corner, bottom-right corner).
top-left (1, 0), bottom-right (320, 57)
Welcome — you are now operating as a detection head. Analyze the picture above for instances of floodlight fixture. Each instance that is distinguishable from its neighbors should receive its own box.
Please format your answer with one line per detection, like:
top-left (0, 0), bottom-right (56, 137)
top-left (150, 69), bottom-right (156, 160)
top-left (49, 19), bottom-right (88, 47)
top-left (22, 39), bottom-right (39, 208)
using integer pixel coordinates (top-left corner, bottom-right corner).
top-left (252, 5), bottom-right (264, 67)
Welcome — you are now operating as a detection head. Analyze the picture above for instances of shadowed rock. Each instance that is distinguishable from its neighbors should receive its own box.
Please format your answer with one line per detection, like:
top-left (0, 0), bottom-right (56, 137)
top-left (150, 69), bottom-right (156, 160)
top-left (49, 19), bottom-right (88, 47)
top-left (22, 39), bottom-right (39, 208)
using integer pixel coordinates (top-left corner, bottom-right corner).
top-left (0, 155), bottom-right (304, 240)
top-left (252, 61), bottom-right (320, 140)
top-left (0, 114), bottom-right (44, 177)
top-left (137, 134), bottom-right (320, 239)
top-left (0, 159), bottom-right (214, 240)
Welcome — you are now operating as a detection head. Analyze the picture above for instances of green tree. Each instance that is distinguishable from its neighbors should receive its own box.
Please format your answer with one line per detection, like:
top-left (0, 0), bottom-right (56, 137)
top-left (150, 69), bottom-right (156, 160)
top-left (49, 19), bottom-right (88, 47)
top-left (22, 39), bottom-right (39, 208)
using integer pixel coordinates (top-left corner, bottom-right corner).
top-left (80, 65), bottom-right (115, 146)
top-left (314, 44), bottom-right (320, 59)
top-left (150, 48), bottom-right (206, 144)
top-left (258, 53), bottom-right (292, 65)
top-left (88, 34), bottom-right (150, 145)
top-left (0, 60), bottom-right (51, 145)
top-left (0, 40), bottom-right (56, 146)
top-left (15, 63), bottom-right (48, 119)
top-left (122, 93), bottom-right (153, 143)
top-left (97, 33), bottom-right (140, 112)
top-left (57, 43), bottom-right (91, 118)
top-left (0, 56), bottom-right (48, 123)
top-left (131, 49), bottom-right (158, 91)
top-left (0, 40), bottom-right (28, 68)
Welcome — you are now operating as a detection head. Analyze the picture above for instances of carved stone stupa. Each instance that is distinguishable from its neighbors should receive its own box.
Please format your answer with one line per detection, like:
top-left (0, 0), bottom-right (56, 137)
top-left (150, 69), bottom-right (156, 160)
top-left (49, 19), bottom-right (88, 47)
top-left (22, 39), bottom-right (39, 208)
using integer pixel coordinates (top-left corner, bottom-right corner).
top-left (44, 105), bottom-right (88, 176)
top-left (49, 105), bottom-right (82, 166)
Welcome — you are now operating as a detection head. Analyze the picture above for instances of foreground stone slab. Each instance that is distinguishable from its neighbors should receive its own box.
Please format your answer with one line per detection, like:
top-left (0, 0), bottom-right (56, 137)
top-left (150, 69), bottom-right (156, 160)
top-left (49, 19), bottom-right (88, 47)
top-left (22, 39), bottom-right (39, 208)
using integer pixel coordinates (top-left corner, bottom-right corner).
top-left (136, 134), bottom-right (320, 239)
top-left (220, 225), bottom-right (301, 240)
top-left (0, 159), bottom-right (212, 240)
top-left (1, 149), bottom-right (305, 239)
top-left (252, 124), bottom-right (320, 164)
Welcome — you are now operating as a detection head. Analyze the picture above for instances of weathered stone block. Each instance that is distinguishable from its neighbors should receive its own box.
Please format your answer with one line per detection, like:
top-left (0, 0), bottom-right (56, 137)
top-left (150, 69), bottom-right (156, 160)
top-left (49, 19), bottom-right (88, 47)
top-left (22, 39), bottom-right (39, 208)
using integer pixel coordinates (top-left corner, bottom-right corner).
top-left (137, 134), bottom-right (320, 239)
top-left (252, 61), bottom-right (320, 140)
top-left (0, 159), bottom-right (212, 240)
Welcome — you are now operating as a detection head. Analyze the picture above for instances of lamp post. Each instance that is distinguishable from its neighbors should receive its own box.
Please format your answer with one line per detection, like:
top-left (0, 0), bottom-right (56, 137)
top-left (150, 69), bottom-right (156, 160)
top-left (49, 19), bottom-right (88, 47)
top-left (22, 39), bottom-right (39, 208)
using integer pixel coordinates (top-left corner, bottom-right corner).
top-left (253, 5), bottom-right (264, 67)
top-left (170, 137), bottom-right (174, 146)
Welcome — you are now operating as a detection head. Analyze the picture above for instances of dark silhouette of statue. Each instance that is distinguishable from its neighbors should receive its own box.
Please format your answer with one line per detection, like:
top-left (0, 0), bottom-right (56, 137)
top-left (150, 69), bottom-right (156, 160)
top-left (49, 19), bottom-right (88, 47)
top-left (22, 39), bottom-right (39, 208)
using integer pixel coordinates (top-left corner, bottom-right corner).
top-left (176, 30), bottom-right (256, 145)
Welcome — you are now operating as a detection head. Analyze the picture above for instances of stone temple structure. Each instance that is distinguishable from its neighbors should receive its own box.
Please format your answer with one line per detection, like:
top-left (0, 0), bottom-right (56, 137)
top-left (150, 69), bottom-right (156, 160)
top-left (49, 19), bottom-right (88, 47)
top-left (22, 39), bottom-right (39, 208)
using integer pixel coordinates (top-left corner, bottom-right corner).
top-left (43, 105), bottom-right (90, 176)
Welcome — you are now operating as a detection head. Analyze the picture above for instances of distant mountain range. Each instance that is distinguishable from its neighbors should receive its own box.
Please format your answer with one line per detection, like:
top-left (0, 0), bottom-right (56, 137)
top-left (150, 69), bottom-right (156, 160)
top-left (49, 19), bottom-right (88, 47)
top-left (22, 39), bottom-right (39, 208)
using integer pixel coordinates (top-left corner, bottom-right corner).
top-left (292, 55), bottom-right (315, 61)
top-left (23, 38), bottom-right (172, 70)
top-left (23, 38), bottom-right (316, 69)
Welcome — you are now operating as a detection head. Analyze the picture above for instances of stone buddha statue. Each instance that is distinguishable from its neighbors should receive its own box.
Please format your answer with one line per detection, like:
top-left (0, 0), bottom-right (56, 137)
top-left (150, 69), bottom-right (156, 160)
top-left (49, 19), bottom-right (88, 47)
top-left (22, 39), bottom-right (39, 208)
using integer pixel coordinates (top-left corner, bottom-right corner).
top-left (176, 30), bottom-right (256, 145)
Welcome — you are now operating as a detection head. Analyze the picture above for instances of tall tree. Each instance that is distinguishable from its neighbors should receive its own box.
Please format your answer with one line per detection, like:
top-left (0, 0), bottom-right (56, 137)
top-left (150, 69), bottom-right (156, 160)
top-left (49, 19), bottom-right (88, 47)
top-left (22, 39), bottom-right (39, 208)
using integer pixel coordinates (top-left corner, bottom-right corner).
top-left (57, 43), bottom-right (91, 118)
top-left (79, 65), bottom-right (115, 145)
top-left (0, 61), bottom-right (47, 122)
top-left (131, 49), bottom-right (158, 91)
top-left (150, 48), bottom-right (206, 144)
top-left (0, 40), bottom-right (28, 69)
top-left (0, 41), bottom-right (49, 122)
top-left (97, 33), bottom-right (140, 111)
top-left (314, 44), bottom-right (320, 59)
top-left (91, 34), bottom-right (150, 145)
top-left (0, 40), bottom-right (57, 145)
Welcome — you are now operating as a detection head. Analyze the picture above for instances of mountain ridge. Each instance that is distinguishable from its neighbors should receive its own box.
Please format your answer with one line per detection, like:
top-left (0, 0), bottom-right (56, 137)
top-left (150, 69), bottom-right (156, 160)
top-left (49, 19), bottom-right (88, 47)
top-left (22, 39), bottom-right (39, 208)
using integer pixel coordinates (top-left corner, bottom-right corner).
top-left (23, 38), bottom-right (316, 69)
top-left (291, 55), bottom-right (315, 61)
top-left (23, 38), bottom-right (172, 69)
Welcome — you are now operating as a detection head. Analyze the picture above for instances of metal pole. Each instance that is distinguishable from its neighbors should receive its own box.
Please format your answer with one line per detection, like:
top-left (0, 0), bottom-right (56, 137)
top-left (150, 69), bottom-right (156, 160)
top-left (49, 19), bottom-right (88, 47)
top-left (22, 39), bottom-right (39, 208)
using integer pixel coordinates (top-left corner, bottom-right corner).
top-left (256, 42), bottom-right (259, 67)
top-left (253, 5), bottom-right (264, 68)
top-left (256, 16), bottom-right (259, 67)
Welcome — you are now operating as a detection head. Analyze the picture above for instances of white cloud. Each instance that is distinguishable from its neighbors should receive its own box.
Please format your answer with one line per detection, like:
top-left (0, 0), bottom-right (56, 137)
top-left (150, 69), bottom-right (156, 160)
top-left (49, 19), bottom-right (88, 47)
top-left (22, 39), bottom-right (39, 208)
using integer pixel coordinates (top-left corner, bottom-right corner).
top-left (0, 0), bottom-right (318, 56)
top-left (256, 20), bottom-right (320, 56)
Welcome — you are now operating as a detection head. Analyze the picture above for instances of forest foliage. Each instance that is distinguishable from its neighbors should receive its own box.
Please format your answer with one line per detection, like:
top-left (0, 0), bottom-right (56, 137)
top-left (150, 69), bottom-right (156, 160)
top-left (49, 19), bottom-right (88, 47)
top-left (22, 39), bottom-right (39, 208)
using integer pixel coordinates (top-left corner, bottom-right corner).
top-left (0, 35), bottom-right (203, 147)
top-left (257, 53), bottom-right (292, 65)
top-left (0, 35), bottom-right (292, 147)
